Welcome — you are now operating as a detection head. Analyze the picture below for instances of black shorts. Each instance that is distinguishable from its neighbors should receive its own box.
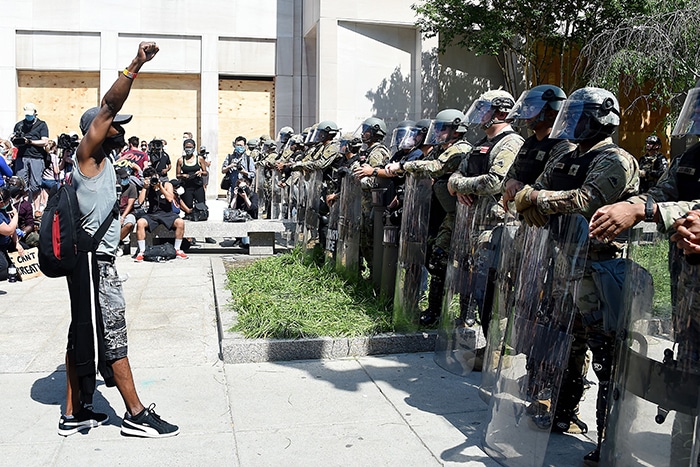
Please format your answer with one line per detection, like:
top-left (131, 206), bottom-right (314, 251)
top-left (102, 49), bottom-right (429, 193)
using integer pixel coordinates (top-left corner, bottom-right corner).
top-left (142, 211), bottom-right (179, 231)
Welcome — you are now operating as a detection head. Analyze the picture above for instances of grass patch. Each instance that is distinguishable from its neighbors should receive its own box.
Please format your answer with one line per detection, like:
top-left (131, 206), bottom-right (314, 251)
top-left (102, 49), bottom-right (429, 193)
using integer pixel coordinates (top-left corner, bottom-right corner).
top-left (227, 248), bottom-right (393, 339)
top-left (632, 239), bottom-right (672, 318)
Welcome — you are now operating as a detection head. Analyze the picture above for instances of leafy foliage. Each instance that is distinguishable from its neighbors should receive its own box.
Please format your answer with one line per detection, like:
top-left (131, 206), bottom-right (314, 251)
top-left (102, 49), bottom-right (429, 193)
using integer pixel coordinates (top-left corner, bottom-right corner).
top-left (412, 0), bottom-right (651, 93)
top-left (580, 2), bottom-right (700, 112)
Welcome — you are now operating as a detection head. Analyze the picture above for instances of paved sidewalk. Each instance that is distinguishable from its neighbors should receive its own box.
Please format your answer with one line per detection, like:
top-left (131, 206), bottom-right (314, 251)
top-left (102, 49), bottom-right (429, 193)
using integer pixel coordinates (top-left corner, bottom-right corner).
top-left (0, 253), bottom-right (597, 466)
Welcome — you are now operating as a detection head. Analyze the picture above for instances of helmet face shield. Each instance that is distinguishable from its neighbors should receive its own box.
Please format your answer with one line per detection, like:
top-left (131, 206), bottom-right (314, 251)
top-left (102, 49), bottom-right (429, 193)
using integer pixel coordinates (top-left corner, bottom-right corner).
top-left (508, 90), bottom-right (549, 124)
top-left (465, 99), bottom-right (495, 126)
top-left (390, 126), bottom-right (421, 150)
top-left (354, 124), bottom-right (373, 144)
top-left (308, 128), bottom-right (329, 144)
top-left (425, 120), bottom-right (456, 145)
top-left (550, 100), bottom-right (587, 140)
top-left (672, 87), bottom-right (700, 136)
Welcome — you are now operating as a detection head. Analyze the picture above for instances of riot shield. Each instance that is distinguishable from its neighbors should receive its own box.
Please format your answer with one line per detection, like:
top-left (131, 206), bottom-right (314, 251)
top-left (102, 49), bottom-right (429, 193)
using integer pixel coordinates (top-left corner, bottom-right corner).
top-left (288, 171), bottom-right (300, 223)
top-left (255, 165), bottom-right (266, 218)
top-left (270, 169), bottom-right (282, 220)
top-left (392, 174), bottom-right (433, 331)
top-left (479, 213), bottom-right (521, 403)
top-left (335, 175), bottom-right (362, 280)
top-left (295, 172), bottom-right (308, 245)
top-left (324, 195), bottom-right (341, 264)
top-left (482, 214), bottom-right (589, 467)
top-left (303, 170), bottom-right (322, 251)
top-left (371, 178), bottom-right (393, 291)
top-left (279, 171), bottom-right (290, 219)
top-left (434, 196), bottom-right (501, 375)
top-left (601, 227), bottom-right (700, 466)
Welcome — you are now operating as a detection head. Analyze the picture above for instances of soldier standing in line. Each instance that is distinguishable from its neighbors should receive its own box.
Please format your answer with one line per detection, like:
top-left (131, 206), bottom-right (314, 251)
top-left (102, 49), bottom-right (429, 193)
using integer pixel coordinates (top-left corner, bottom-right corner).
top-left (514, 87), bottom-right (639, 463)
top-left (351, 117), bottom-right (391, 278)
top-left (638, 134), bottom-right (668, 193)
top-left (386, 109), bottom-right (472, 326)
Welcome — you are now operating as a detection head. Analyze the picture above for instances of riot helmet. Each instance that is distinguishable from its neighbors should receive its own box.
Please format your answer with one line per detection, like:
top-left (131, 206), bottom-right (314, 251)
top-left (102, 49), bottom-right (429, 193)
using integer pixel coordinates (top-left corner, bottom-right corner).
top-left (645, 135), bottom-right (662, 148)
top-left (508, 85), bottom-right (567, 130)
top-left (277, 126), bottom-right (294, 144)
top-left (308, 120), bottom-right (340, 144)
top-left (550, 87), bottom-right (620, 142)
top-left (426, 109), bottom-right (467, 145)
top-left (247, 138), bottom-right (259, 150)
top-left (354, 117), bottom-right (387, 144)
top-left (465, 90), bottom-right (516, 129)
top-left (672, 87), bottom-right (700, 136)
top-left (339, 132), bottom-right (362, 156)
top-left (390, 120), bottom-right (421, 151)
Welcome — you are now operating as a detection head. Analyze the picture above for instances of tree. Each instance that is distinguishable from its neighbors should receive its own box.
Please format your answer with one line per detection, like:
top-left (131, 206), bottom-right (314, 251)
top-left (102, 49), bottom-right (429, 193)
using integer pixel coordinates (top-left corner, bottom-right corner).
top-left (412, 0), bottom-right (651, 94)
top-left (579, 1), bottom-right (700, 113)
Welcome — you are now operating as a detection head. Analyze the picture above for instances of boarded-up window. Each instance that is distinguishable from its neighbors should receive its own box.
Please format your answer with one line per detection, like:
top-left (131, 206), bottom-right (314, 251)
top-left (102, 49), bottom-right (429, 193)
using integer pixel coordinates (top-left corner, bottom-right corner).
top-left (218, 77), bottom-right (274, 196)
top-left (17, 71), bottom-right (100, 136)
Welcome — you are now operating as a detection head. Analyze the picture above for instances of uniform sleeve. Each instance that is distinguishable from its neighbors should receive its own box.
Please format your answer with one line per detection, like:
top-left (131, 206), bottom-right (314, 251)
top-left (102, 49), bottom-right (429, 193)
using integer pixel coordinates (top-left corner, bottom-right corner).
top-left (535, 148), bottom-right (639, 218)
top-left (450, 134), bottom-right (523, 196)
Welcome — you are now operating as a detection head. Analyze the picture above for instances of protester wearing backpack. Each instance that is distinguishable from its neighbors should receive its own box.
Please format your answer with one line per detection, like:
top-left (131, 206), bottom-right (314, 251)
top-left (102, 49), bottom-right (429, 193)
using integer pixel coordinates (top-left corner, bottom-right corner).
top-left (54, 41), bottom-right (179, 439)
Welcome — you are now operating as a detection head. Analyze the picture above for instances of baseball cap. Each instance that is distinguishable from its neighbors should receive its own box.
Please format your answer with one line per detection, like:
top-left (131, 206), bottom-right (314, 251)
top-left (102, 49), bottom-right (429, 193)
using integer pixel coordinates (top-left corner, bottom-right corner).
top-left (23, 103), bottom-right (37, 116)
top-left (115, 167), bottom-right (130, 180)
top-left (79, 106), bottom-right (133, 136)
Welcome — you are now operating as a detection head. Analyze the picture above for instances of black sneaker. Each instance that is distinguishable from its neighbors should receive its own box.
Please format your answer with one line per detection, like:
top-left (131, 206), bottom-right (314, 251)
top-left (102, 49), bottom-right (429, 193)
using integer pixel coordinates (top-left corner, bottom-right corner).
top-left (58, 406), bottom-right (109, 436)
top-left (120, 404), bottom-right (179, 438)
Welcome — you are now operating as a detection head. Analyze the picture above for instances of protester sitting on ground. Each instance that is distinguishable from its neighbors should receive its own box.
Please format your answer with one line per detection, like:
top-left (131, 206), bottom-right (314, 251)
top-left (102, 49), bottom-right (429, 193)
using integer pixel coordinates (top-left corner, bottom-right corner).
top-left (226, 177), bottom-right (259, 248)
top-left (134, 166), bottom-right (188, 261)
top-left (9, 184), bottom-right (37, 247)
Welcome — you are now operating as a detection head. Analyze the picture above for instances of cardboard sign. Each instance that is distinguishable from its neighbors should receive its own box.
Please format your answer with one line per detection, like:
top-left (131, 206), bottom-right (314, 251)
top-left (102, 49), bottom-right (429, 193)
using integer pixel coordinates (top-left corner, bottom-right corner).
top-left (8, 247), bottom-right (42, 281)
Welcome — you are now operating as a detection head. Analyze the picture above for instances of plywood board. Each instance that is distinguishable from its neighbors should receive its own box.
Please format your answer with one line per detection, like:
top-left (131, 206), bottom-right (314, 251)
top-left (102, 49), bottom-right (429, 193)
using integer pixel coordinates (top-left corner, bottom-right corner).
top-left (217, 78), bottom-right (275, 196)
top-left (122, 73), bottom-right (200, 181)
top-left (17, 71), bottom-right (100, 136)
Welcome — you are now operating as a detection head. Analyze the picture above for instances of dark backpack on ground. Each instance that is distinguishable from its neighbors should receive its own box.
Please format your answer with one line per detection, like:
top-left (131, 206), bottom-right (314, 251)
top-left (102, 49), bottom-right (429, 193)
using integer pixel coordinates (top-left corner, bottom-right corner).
top-left (38, 184), bottom-right (117, 278)
top-left (190, 202), bottom-right (209, 221)
top-left (142, 242), bottom-right (177, 262)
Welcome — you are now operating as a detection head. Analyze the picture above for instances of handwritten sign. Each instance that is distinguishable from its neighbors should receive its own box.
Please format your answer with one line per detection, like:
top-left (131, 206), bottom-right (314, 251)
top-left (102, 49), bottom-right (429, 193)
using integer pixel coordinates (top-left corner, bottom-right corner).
top-left (8, 247), bottom-right (42, 281)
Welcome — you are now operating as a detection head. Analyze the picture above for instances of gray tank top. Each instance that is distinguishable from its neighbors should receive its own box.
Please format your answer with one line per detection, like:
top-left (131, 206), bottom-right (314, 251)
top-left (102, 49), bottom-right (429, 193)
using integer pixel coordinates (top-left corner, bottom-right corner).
top-left (72, 158), bottom-right (120, 255)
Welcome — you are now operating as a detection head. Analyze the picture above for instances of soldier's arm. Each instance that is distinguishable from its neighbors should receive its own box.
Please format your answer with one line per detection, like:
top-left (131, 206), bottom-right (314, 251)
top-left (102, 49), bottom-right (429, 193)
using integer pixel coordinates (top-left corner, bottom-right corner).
top-left (536, 150), bottom-right (637, 218)
top-left (449, 135), bottom-right (522, 196)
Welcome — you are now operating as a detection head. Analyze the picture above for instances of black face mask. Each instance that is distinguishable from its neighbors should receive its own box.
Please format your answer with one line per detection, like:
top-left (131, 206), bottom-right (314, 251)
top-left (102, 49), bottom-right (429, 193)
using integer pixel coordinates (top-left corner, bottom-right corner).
top-left (104, 133), bottom-right (126, 152)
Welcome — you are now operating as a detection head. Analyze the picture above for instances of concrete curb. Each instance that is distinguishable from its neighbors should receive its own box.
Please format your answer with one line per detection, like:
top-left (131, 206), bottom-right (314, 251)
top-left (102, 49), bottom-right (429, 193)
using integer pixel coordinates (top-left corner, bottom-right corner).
top-left (210, 256), bottom-right (438, 364)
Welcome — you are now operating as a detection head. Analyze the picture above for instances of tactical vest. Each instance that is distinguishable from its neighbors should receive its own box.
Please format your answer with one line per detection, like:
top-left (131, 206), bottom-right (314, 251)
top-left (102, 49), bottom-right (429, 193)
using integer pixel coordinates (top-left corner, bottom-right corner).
top-left (676, 142), bottom-right (700, 201)
top-left (460, 131), bottom-right (517, 177)
top-left (433, 140), bottom-right (471, 214)
top-left (512, 135), bottom-right (560, 185)
top-left (549, 144), bottom-right (616, 191)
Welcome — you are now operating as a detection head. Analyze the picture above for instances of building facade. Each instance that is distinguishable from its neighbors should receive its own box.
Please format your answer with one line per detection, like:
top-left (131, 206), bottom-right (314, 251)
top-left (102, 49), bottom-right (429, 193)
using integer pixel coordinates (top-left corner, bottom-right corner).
top-left (1, 0), bottom-right (504, 195)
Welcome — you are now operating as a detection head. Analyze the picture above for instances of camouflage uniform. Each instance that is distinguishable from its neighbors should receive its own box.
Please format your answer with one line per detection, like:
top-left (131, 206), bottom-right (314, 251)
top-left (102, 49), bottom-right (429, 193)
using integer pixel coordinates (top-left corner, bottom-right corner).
top-left (638, 150), bottom-right (668, 193)
top-left (448, 128), bottom-right (523, 332)
top-left (357, 142), bottom-right (391, 274)
top-left (532, 136), bottom-right (639, 443)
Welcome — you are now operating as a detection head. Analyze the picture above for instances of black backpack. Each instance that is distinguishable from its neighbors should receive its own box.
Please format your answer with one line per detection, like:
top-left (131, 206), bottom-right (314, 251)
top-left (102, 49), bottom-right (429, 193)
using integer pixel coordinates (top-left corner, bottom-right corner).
top-left (38, 184), bottom-right (117, 278)
top-left (142, 242), bottom-right (177, 262)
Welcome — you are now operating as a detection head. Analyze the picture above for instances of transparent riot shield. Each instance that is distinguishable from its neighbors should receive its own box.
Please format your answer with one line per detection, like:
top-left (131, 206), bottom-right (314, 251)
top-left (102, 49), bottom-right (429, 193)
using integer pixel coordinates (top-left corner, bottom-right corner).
top-left (479, 213), bottom-right (521, 403)
top-left (324, 195), bottom-right (340, 264)
top-left (392, 174), bottom-right (433, 331)
top-left (434, 196), bottom-right (501, 375)
top-left (289, 171), bottom-right (300, 223)
top-left (335, 175), bottom-right (362, 280)
top-left (371, 178), bottom-right (393, 291)
top-left (295, 172), bottom-right (308, 245)
top-left (270, 169), bottom-right (282, 220)
top-left (482, 214), bottom-right (589, 467)
top-left (279, 171), bottom-right (290, 219)
top-left (255, 164), bottom-right (266, 218)
top-left (303, 170), bottom-right (322, 251)
top-left (601, 227), bottom-right (700, 466)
